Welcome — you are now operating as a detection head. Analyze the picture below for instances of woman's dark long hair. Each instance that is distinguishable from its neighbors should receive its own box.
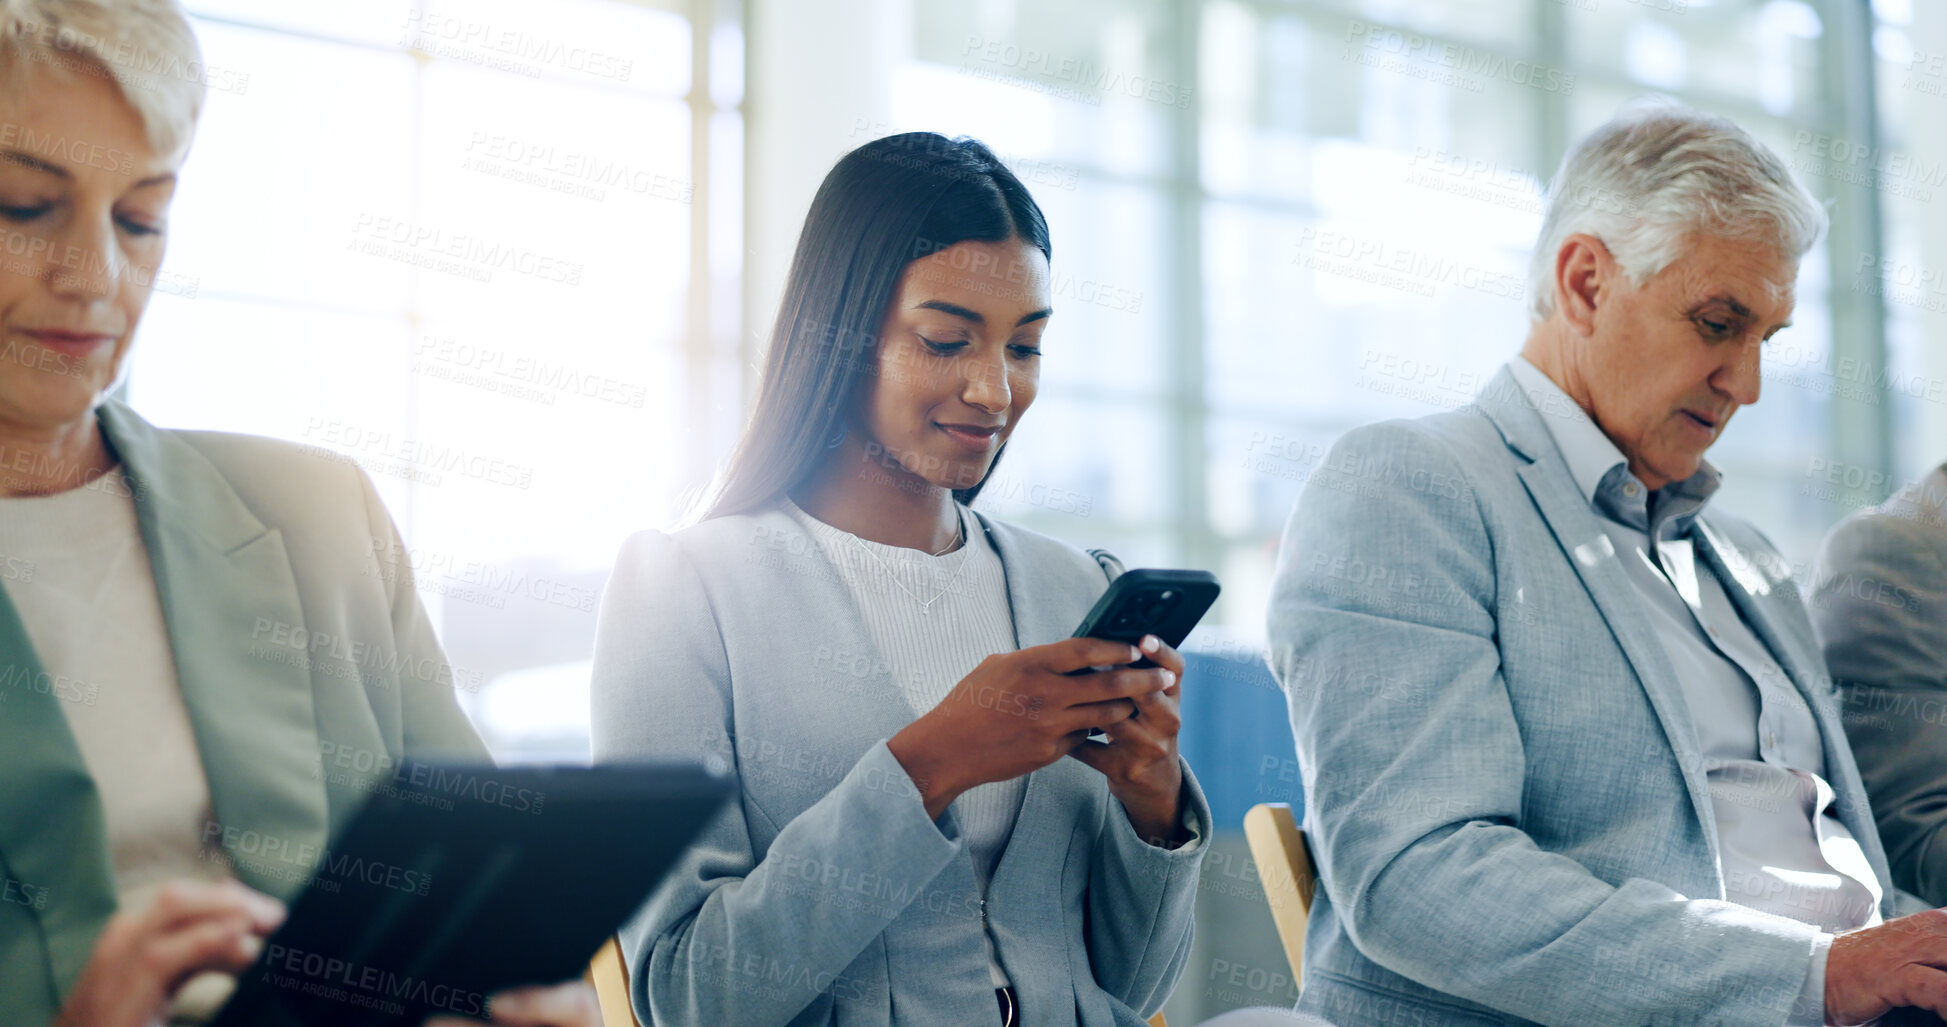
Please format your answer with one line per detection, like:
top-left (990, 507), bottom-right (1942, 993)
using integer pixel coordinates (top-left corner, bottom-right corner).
top-left (698, 133), bottom-right (1052, 521)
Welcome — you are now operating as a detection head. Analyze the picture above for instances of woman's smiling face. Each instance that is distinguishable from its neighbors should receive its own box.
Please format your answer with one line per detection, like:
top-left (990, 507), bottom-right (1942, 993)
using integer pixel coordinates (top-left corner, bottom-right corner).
top-left (855, 237), bottom-right (1052, 493)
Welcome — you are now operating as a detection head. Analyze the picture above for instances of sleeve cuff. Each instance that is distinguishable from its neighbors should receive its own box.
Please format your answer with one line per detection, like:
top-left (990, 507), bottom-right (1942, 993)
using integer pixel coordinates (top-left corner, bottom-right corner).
top-left (1166, 790), bottom-right (1207, 855)
top-left (1787, 932), bottom-right (1830, 1027)
top-left (864, 739), bottom-right (964, 846)
top-left (1111, 757), bottom-right (1212, 857)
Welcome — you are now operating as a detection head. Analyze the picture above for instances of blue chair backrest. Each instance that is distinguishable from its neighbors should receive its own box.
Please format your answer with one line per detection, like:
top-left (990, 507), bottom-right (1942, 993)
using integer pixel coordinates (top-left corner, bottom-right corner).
top-left (1176, 644), bottom-right (1302, 830)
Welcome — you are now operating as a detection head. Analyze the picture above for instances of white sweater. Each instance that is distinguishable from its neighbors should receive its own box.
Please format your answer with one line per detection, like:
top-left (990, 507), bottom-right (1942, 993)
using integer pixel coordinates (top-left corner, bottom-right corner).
top-left (784, 499), bottom-right (1025, 988)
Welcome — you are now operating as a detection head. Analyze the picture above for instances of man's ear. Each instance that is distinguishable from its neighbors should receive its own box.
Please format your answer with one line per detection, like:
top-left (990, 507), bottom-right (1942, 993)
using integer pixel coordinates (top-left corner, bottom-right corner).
top-left (1555, 233), bottom-right (1613, 337)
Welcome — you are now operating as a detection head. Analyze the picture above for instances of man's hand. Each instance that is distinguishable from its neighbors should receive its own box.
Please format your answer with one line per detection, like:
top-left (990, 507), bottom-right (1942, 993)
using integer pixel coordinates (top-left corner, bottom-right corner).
top-left (1826, 910), bottom-right (1947, 1024)
top-left (423, 982), bottom-right (601, 1027)
top-left (53, 879), bottom-right (285, 1027)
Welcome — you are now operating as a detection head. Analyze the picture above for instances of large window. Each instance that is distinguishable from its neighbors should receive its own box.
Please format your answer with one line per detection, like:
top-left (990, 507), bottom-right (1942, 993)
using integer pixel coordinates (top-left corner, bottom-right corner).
top-left (126, 1), bottom-right (1899, 751)
top-left (881, 0), bottom-right (1889, 647)
top-left (130, 0), bottom-right (743, 759)
top-left (1869, 0), bottom-right (1947, 515)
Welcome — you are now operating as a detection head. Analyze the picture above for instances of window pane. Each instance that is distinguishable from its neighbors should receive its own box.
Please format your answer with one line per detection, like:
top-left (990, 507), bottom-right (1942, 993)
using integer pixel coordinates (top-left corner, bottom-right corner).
top-left (908, 0), bottom-right (1179, 179)
top-left (1207, 415), bottom-right (1337, 543)
top-left (1033, 181), bottom-right (1170, 396)
top-left (412, 0), bottom-right (691, 95)
top-left (1871, 16), bottom-right (1946, 493)
top-left (186, 0), bottom-right (422, 48)
top-left (131, 3), bottom-right (709, 765)
top-left (130, 295), bottom-right (412, 438)
top-left (1204, 202), bottom-right (1529, 417)
top-left (1293, 0), bottom-right (1540, 53)
top-left (171, 23), bottom-right (416, 314)
top-left (1565, 0), bottom-right (1825, 118)
top-left (994, 396), bottom-right (1171, 527)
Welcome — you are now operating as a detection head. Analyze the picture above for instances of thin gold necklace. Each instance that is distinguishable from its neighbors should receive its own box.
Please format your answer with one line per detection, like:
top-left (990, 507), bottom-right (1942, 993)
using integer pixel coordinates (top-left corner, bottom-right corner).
top-left (845, 508), bottom-right (971, 612)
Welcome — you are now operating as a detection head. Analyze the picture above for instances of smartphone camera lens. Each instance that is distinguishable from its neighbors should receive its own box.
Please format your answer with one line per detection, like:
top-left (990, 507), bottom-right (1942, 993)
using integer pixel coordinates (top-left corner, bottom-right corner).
top-left (1140, 589), bottom-right (1181, 624)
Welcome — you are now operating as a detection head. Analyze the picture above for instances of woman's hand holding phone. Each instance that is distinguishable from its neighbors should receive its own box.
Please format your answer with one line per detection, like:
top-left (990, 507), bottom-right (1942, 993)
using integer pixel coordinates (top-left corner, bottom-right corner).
top-left (1068, 635), bottom-right (1188, 848)
top-left (887, 637), bottom-right (1176, 820)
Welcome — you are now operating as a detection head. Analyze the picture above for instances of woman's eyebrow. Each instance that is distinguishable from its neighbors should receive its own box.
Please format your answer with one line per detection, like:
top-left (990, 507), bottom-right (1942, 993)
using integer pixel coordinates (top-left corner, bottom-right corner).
top-left (914, 300), bottom-right (1054, 327)
top-left (915, 299), bottom-right (984, 323)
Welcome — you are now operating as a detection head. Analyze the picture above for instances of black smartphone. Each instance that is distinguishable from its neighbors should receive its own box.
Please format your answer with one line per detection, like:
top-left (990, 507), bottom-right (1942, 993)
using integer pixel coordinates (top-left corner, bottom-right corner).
top-left (1070, 568), bottom-right (1222, 661)
top-left (1070, 569), bottom-right (1219, 742)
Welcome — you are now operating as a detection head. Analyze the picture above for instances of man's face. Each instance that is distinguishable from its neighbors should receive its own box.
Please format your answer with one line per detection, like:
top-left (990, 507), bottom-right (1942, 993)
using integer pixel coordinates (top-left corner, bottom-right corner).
top-left (1570, 233), bottom-right (1797, 490)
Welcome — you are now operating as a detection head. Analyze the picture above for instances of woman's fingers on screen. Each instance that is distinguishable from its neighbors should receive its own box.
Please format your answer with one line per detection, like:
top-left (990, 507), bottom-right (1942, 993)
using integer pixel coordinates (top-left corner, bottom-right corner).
top-left (1036, 636), bottom-right (1143, 675)
top-left (139, 878), bottom-right (284, 936)
top-left (1061, 697), bottom-right (1142, 735)
top-left (1092, 666), bottom-right (1176, 703)
top-left (1129, 686), bottom-right (1182, 735)
top-left (148, 919), bottom-right (265, 991)
top-left (1137, 635), bottom-right (1186, 680)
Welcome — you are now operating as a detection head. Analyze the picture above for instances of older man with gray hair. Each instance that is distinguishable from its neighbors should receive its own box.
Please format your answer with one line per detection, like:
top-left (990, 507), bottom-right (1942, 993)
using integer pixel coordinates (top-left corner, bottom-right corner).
top-left (1267, 101), bottom-right (1947, 1026)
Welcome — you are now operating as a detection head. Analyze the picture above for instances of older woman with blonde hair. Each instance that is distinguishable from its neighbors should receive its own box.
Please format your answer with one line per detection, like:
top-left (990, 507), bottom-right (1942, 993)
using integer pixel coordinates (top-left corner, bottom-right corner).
top-left (0, 2), bottom-right (597, 1024)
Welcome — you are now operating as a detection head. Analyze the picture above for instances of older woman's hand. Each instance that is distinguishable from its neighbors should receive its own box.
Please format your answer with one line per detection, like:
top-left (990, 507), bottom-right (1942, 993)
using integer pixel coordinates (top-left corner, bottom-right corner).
top-left (52, 878), bottom-right (285, 1027)
top-left (423, 982), bottom-right (602, 1027)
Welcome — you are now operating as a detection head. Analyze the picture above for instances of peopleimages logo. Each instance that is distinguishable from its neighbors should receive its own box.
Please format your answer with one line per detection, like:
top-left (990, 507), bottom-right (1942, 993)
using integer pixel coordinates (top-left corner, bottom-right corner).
top-left (1343, 22), bottom-right (1576, 95)
top-left (0, 121), bottom-right (134, 174)
top-left (400, 10), bottom-right (633, 82)
top-left (959, 36), bottom-right (1195, 109)
top-left (259, 943), bottom-right (485, 1018)
top-left (348, 214), bottom-right (585, 286)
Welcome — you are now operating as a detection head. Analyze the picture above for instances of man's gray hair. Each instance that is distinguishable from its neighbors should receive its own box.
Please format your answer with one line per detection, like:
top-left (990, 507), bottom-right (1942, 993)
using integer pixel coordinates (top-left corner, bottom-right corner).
top-left (1527, 99), bottom-right (1826, 321)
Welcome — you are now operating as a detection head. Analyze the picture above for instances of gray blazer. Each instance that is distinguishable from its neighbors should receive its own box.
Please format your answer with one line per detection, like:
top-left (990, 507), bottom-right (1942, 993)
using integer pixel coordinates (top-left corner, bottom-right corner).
top-left (0, 402), bottom-right (489, 1025)
top-left (1267, 366), bottom-right (1897, 1026)
top-left (590, 506), bottom-right (1209, 1027)
top-left (1811, 464), bottom-right (1947, 904)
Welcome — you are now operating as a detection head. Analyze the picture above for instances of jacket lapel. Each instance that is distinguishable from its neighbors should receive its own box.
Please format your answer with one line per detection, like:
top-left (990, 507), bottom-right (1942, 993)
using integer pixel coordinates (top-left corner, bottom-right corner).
top-left (976, 510), bottom-right (1067, 653)
top-left (99, 403), bottom-right (330, 898)
top-left (976, 512), bottom-right (1109, 896)
top-left (1692, 519), bottom-right (1895, 908)
top-left (1477, 367), bottom-right (1721, 856)
top-left (0, 587), bottom-right (117, 1003)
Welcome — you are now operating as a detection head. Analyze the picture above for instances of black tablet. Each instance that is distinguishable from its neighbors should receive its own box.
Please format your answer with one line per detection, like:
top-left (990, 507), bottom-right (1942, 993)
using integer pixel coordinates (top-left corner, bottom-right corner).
top-left (211, 761), bottom-right (731, 1027)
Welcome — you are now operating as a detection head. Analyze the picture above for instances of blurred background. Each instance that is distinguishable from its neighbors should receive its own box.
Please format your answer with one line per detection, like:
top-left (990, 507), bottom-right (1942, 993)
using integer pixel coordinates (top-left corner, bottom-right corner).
top-left (131, 0), bottom-right (1947, 1019)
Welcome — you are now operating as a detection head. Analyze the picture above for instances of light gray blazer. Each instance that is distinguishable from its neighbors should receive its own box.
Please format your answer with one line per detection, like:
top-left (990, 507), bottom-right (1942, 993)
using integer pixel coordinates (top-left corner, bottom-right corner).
top-left (1811, 464), bottom-right (1947, 904)
top-left (1267, 365), bottom-right (1897, 1026)
top-left (590, 505), bottom-right (1209, 1027)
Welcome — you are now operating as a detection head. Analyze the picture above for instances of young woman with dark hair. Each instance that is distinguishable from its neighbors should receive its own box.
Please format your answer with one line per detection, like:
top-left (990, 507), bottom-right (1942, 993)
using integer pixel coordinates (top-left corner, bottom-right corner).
top-left (590, 133), bottom-right (1211, 1027)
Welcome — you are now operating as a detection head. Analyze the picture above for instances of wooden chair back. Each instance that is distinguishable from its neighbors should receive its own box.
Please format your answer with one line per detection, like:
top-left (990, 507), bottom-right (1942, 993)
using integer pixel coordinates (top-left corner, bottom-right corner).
top-left (1243, 802), bottom-right (1318, 982)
